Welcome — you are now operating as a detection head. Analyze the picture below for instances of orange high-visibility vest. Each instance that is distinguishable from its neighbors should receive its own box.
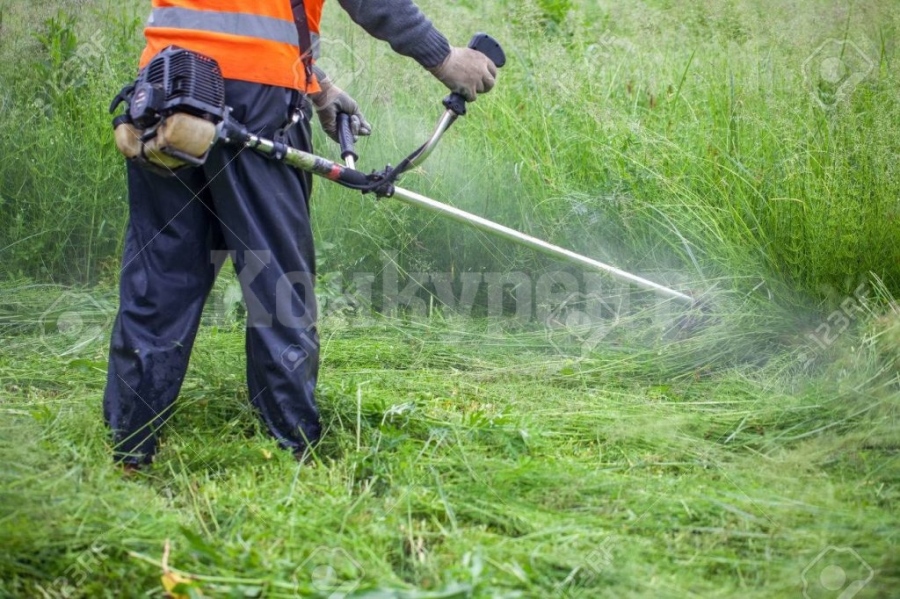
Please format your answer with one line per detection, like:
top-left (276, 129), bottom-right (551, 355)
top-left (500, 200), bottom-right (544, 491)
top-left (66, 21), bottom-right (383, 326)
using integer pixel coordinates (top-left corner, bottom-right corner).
top-left (139, 0), bottom-right (324, 92)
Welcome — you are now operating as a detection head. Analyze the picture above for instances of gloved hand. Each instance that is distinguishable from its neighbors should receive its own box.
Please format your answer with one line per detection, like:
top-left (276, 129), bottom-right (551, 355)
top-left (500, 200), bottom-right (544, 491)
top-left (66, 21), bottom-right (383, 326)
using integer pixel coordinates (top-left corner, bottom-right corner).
top-left (309, 69), bottom-right (372, 143)
top-left (428, 46), bottom-right (498, 102)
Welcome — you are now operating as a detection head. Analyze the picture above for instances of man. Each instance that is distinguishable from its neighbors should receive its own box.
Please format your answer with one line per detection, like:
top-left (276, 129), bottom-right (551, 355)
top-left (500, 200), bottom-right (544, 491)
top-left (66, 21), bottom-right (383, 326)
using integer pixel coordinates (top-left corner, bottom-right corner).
top-left (103, 0), bottom-right (497, 468)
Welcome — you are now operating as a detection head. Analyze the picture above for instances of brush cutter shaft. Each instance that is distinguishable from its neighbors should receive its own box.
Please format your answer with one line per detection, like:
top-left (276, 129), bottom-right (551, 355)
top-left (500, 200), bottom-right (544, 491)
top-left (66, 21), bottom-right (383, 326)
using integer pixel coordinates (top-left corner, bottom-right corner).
top-left (391, 185), bottom-right (695, 303)
top-left (238, 130), bottom-right (370, 188)
top-left (230, 127), bottom-right (692, 302)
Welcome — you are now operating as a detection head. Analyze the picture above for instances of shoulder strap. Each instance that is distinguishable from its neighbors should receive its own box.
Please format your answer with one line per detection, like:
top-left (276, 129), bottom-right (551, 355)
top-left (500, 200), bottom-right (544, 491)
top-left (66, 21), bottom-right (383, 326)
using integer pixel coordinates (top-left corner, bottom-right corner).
top-left (291, 0), bottom-right (315, 92)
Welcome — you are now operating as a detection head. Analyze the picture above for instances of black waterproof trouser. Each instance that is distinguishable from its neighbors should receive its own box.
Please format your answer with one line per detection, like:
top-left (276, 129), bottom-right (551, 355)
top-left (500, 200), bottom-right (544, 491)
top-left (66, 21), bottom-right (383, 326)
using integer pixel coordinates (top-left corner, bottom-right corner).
top-left (103, 80), bottom-right (321, 466)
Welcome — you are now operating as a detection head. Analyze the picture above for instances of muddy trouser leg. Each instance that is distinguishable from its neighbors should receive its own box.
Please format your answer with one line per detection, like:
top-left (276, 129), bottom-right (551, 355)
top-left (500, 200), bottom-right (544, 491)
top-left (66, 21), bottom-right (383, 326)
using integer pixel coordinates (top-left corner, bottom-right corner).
top-left (203, 81), bottom-right (321, 455)
top-left (104, 80), bottom-right (320, 464)
top-left (103, 163), bottom-right (222, 466)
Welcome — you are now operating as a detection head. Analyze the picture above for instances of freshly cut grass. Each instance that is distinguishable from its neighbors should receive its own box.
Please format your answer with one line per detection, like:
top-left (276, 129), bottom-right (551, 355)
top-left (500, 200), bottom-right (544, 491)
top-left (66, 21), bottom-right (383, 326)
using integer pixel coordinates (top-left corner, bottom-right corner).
top-left (1, 296), bottom-right (897, 597)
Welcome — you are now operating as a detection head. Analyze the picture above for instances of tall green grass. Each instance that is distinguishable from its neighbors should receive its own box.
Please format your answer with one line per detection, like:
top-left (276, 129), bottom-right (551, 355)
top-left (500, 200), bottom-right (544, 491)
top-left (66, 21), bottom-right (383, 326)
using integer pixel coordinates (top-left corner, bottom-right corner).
top-left (0, 1), bottom-right (143, 283)
top-left (307, 0), bottom-right (900, 304)
top-left (1, 0), bottom-right (898, 305)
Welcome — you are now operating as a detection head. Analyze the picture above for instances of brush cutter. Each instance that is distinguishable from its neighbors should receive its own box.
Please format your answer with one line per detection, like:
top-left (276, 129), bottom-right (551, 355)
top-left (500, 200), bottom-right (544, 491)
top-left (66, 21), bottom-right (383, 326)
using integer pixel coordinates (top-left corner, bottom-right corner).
top-left (110, 35), bottom-right (694, 305)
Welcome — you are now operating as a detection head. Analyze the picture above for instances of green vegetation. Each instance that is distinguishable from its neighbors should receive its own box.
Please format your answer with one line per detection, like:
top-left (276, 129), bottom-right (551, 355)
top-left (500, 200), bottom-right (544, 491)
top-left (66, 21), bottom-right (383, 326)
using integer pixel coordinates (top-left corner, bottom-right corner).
top-left (2, 301), bottom-right (898, 597)
top-left (0, 0), bottom-right (898, 597)
top-left (2, 0), bottom-right (898, 297)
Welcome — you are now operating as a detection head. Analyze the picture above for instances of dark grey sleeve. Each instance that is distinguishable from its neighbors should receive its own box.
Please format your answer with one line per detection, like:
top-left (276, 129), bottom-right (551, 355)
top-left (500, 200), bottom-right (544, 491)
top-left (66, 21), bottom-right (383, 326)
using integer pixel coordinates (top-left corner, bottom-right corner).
top-left (336, 0), bottom-right (451, 69)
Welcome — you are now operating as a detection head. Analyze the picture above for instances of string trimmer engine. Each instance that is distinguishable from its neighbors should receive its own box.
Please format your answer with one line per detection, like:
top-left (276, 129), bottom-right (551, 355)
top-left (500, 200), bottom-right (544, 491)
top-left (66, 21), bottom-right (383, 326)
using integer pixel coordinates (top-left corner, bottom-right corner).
top-left (110, 46), bottom-right (226, 173)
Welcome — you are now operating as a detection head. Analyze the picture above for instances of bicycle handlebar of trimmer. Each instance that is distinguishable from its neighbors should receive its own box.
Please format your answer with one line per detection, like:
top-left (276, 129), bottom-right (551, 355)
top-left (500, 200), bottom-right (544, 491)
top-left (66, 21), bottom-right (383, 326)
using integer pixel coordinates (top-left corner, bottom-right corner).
top-left (443, 33), bottom-right (507, 117)
top-left (336, 33), bottom-right (506, 166)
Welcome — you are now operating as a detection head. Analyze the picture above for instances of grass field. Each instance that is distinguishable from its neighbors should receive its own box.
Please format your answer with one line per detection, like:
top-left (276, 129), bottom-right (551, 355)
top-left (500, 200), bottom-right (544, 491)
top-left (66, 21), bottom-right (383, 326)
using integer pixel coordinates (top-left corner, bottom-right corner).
top-left (1, 0), bottom-right (899, 597)
top-left (2, 292), bottom-right (897, 598)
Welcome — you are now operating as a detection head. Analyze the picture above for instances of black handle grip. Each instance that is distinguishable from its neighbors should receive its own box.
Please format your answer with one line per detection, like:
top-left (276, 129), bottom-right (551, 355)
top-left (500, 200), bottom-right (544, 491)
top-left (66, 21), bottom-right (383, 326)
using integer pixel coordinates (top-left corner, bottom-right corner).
top-left (468, 33), bottom-right (506, 69)
top-left (336, 112), bottom-right (358, 162)
top-left (443, 33), bottom-right (506, 117)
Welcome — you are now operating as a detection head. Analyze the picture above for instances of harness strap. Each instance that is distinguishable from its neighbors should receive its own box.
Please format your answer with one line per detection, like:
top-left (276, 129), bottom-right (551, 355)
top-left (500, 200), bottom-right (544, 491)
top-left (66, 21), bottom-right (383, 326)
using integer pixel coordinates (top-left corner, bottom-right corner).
top-left (291, 0), bottom-right (316, 95)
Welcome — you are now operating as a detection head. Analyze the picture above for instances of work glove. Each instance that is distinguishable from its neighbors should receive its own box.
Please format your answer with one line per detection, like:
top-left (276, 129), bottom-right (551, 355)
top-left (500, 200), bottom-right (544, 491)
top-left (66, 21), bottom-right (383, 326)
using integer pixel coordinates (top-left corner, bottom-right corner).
top-left (428, 46), bottom-right (498, 102)
top-left (309, 69), bottom-right (372, 143)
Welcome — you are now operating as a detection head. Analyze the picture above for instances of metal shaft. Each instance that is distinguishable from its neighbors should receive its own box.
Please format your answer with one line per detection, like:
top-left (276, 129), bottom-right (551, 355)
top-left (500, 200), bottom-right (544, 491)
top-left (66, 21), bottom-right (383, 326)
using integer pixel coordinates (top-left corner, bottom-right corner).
top-left (390, 185), bottom-right (695, 303)
top-left (226, 121), bottom-right (693, 303)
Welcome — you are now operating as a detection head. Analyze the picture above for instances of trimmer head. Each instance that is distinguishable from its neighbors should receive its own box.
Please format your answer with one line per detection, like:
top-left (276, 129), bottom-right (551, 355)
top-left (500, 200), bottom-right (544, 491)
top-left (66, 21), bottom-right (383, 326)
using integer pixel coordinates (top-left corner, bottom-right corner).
top-left (674, 289), bottom-right (719, 336)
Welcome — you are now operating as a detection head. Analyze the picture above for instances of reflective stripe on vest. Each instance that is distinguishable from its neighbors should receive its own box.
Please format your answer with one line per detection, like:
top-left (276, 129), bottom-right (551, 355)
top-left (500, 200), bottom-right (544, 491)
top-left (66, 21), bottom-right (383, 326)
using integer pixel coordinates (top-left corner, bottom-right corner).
top-left (309, 32), bottom-right (320, 59)
top-left (147, 7), bottom-right (300, 47)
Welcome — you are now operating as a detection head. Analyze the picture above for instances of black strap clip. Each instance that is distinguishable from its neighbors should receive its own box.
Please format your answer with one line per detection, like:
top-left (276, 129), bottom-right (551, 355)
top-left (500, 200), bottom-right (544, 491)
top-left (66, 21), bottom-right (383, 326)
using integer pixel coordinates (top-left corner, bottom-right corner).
top-left (361, 166), bottom-right (396, 198)
top-left (272, 90), bottom-right (305, 160)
